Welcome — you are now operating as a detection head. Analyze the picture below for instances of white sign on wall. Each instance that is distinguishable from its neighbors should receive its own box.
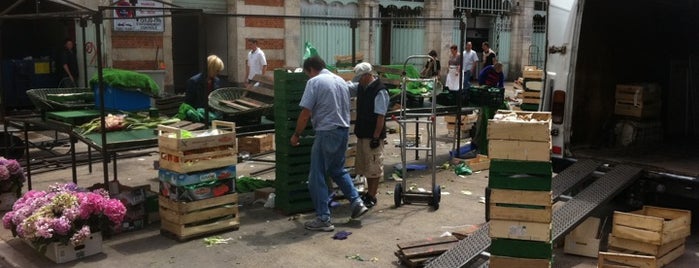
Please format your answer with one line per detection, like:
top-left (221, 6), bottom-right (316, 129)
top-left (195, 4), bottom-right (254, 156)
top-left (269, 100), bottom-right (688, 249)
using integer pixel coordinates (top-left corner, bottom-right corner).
top-left (113, 0), bottom-right (164, 32)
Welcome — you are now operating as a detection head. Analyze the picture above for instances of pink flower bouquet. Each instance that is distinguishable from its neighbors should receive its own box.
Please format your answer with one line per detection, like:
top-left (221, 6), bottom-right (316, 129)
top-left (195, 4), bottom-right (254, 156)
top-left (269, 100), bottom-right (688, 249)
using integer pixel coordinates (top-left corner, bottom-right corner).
top-left (0, 157), bottom-right (25, 196)
top-left (2, 183), bottom-right (126, 251)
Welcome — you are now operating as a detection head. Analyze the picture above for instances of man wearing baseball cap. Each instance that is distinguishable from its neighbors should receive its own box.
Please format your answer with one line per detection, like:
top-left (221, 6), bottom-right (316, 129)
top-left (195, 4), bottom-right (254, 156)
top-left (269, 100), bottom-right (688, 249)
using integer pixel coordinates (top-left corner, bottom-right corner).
top-left (352, 62), bottom-right (390, 208)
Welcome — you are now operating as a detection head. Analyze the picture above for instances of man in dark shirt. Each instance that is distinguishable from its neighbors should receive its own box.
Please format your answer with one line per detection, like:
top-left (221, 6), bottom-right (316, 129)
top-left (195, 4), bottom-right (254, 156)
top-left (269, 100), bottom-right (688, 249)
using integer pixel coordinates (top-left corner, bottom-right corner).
top-left (60, 39), bottom-right (79, 87)
top-left (481, 42), bottom-right (497, 68)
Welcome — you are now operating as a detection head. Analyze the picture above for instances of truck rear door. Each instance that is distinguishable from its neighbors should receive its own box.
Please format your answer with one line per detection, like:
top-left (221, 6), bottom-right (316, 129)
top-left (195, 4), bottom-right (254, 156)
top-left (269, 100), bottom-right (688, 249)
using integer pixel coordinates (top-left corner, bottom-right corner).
top-left (545, 0), bottom-right (583, 159)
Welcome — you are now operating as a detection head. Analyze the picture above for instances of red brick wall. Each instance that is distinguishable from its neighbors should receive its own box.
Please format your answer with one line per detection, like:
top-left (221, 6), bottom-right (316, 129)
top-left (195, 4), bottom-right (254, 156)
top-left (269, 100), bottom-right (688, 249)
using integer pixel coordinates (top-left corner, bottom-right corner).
top-left (245, 17), bottom-right (284, 28)
top-left (244, 0), bottom-right (283, 7)
top-left (113, 60), bottom-right (160, 70)
top-left (112, 34), bottom-right (163, 48)
top-left (247, 38), bottom-right (284, 50)
top-left (267, 60), bottom-right (285, 70)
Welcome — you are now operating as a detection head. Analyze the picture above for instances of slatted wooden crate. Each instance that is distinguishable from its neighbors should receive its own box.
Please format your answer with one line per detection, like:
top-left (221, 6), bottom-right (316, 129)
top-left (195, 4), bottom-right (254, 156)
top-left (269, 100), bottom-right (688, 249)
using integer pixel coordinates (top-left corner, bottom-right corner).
top-left (611, 206), bottom-right (691, 246)
top-left (598, 250), bottom-right (685, 268)
top-left (158, 120), bottom-right (236, 152)
top-left (489, 219), bottom-right (551, 242)
top-left (523, 65), bottom-right (544, 79)
top-left (238, 134), bottom-right (274, 154)
top-left (487, 110), bottom-right (552, 142)
top-left (489, 189), bottom-right (552, 223)
top-left (159, 146), bottom-right (237, 174)
top-left (488, 140), bottom-right (551, 162)
top-left (614, 84), bottom-right (661, 119)
top-left (159, 193), bottom-right (239, 241)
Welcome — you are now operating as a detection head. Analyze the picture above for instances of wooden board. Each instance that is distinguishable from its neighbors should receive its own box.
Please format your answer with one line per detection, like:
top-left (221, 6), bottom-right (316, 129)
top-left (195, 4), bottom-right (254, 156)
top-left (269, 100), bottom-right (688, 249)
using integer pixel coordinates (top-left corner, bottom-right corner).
top-left (159, 147), bottom-right (238, 173)
top-left (605, 244), bottom-right (685, 268)
top-left (612, 206), bottom-right (691, 245)
top-left (490, 255), bottom-right (551, 268)
top-left (397, 236), bottom-right (458, 250)
top-left (488, 140), bottom-right (551, 162)
top-left (598, 252), bottom-right (657, 268)
top-left (489, 219), bottom-right (551, 242)
top-left (399, 240), bottom-right (457, 258)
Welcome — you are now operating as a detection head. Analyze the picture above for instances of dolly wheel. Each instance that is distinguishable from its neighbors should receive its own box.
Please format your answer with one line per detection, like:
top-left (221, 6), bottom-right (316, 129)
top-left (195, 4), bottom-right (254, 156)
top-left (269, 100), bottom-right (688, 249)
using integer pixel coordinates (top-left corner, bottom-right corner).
top-left (394, 183), bottom-right (403, 207)
top-left (431, 185), bottom-right (441, 210)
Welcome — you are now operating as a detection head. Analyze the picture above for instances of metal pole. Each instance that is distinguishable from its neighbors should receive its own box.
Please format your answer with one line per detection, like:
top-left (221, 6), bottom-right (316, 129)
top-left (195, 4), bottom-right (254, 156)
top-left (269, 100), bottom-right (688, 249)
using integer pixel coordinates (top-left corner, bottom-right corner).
top-left (455, 17), bottom-right (466, 158)
top-left (80, 18), bottom-right (88, 87)
top-left (94, 9), bottom-right (110, 187)
top-left (350, 19), bottom-right (358, 65)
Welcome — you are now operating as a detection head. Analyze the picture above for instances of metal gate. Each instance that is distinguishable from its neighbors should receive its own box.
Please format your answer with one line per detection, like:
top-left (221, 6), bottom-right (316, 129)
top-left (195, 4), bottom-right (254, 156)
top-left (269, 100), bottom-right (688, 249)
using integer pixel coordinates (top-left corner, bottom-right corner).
top-left (379, 5), bottom-right (425, 65)
top-left (492, 15), bottom-right (511, 77)
top-left (530, 13), bottom-right (546, 68)
top-left (301, 1), bottom-right (359, 65)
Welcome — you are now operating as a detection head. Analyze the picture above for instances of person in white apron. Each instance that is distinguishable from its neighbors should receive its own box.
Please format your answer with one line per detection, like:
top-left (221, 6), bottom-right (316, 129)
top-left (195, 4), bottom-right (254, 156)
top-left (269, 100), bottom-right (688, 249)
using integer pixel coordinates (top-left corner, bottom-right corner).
top-left (445, 44), bottom-right (461, 91)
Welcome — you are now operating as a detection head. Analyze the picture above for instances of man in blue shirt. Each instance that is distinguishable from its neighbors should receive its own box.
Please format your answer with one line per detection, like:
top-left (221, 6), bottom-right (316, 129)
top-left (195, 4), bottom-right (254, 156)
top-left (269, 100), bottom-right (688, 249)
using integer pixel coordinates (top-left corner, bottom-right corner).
top-left (478, 63), bottom-right (505, 88)
top-left (291, 56), bottom-right (368, 231)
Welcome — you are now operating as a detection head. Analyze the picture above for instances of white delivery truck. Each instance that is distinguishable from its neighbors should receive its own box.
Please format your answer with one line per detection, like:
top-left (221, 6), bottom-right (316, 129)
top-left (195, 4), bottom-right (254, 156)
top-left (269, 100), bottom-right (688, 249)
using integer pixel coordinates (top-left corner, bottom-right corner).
top-left (543, 0), bottom-right (699, 202)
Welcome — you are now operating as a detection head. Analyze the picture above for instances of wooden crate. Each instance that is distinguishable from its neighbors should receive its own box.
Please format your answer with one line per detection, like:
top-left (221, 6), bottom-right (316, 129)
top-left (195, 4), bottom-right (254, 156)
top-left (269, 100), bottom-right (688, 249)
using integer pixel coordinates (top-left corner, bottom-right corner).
top-left (598, 247), bottom-right (685, 268)
top-left (614, 84), bottom-right (661, 119)
top-left (238, 134), bottom-right (274, 154)
top-left (611, 206), bottom-right (691, 246)
top-left (158, 120), bottom-right (236, 152)
top-left (488, 160), bottom-right (552, 191)
top-left (489, 189), bottom-right (552, 223)
top-left (490, 255), bottom-right (551, 268)
top-left (487, 110), bottom-right (552, 142)
top-left (488, 140), bottom-right (551, 162)
top-left (608, 235), bottom-right (685, 257)
top-left (159, 193), bottom-right (239, 241)
top-left (564, 217), bottom-right (602, 258)
top-left (489, 219), bottom-right (551, 242)
top-left (444, 114), bottom-right (477, 124)
top-left (523, 91), bottom-right (542, 104)
top-left (523, 66), bottom-right (544, 79)
top-left (464, 154), bottom-right (490, 172)
top-left (159, 147), bottom-right (238, 173)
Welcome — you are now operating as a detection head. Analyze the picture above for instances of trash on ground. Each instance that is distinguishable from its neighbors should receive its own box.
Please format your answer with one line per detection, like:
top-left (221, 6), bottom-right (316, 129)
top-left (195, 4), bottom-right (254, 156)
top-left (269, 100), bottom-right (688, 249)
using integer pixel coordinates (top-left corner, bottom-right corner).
top-left (203, 236), bottom-right (233, 247)
top-left (440, 231), bottom-right (452, 237)
top-left (346, 254), bottom-right (365, 261)
top-left (461, 190), bottom-right (472, 195)
top-left (478, 196), bottom-right (486, 203)
top-left (332, 230), bottom-right (352, 240)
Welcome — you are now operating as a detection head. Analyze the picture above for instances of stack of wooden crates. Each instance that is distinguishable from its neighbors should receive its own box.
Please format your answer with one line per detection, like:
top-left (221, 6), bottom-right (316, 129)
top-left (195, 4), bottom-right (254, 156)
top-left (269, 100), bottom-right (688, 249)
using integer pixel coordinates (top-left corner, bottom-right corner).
top-left (521, 66), bottom-right (544, 111)
top-left (486, 110), bottom-right (554, 267)
top-left (444, 113), bottom-right (478, 138)
top-left (613, 84), bottom-right (663, 146)
top-left (156, 120), bottom-right (240, 241)
top-left (599, 206), bottom-right (691, 267)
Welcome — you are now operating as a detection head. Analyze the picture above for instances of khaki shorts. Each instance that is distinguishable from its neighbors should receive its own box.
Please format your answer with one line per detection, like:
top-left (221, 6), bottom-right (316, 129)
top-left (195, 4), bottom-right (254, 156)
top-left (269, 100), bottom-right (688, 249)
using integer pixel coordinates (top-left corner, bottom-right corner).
top-left (355, 138), bottom-right (384, 178)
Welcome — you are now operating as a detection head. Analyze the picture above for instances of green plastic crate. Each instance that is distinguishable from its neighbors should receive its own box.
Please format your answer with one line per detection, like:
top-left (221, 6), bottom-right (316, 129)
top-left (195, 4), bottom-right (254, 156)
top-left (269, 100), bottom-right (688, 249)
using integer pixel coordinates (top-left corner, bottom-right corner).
top-left (490, 239), bottom-right (552, 259)
top-left (488, 160), bottom-right (553, 191)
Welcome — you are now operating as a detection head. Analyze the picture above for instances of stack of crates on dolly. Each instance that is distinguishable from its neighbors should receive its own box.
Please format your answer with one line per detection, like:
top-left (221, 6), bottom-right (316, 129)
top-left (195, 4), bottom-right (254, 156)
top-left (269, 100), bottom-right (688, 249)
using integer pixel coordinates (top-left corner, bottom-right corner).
top-left (156, 120), bottom-right (239, 241)
top-left (486, 110), bottom-right (554, 268)
top-left (273, 69), bottom-right (315, 214)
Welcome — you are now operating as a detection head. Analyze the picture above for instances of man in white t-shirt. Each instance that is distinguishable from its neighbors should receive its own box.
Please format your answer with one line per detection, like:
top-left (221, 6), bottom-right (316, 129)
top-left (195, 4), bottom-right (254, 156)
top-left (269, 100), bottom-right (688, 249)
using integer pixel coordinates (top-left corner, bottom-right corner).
top-left (246, 38), bottom-right (267, 85)
top-left (461, 41), bottom-right (479, 89)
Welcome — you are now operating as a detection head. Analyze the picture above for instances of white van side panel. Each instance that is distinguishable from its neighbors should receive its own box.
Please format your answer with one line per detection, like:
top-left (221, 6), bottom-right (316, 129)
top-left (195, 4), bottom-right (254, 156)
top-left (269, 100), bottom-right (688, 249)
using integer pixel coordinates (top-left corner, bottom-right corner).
top-left (546, 0), bottom-right (582, 157)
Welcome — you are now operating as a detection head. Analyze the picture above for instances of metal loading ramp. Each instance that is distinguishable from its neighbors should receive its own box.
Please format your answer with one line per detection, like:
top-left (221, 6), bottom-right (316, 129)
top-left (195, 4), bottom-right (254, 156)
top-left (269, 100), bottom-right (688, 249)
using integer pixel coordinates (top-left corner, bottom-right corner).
top-left (426, 161), bottom-right (642, 268)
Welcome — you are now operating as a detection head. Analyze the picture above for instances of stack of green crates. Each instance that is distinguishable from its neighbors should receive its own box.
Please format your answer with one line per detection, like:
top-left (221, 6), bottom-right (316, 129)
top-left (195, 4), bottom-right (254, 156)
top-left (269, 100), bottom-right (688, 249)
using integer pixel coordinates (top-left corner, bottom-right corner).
top-left (273, 69), bottom-right (315, 214)
top-left (486, 110), bottom-right (554, 268)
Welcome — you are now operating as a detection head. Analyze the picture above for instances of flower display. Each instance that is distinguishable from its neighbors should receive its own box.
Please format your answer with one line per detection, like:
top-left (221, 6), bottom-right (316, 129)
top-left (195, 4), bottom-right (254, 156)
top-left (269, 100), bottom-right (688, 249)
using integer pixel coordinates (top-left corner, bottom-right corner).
top-left (0, 157), bottom-right (25, 195)
top-left (2, 183), bottom-right (126, 250)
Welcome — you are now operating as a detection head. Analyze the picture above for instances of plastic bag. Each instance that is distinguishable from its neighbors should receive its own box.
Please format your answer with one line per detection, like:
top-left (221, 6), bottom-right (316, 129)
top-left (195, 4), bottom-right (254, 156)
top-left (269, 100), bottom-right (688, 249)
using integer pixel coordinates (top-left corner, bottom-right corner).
top-left (303, 42), bottom-right (319, 60)
top-left (454, 162), bottom-right (473, 176)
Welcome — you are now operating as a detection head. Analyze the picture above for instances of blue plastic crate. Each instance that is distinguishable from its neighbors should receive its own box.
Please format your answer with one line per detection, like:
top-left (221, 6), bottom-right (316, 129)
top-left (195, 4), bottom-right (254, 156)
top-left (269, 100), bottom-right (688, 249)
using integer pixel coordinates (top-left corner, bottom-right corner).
top-left (93, 84), bottom-right (151, 111)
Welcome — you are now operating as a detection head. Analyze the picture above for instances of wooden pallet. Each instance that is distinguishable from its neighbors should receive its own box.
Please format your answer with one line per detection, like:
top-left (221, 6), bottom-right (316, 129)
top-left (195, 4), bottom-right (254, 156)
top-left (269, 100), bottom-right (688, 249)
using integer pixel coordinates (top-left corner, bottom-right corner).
top-left (159, 193), bottom-right (240, 241)
top-left (394, 236), bottom-right (459, 267)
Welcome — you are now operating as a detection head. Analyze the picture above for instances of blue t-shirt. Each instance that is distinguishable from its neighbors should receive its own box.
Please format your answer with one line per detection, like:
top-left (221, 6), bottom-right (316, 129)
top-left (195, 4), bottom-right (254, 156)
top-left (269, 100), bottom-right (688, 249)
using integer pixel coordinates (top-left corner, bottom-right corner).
top-left (299, 69), bottom-right (351, 131)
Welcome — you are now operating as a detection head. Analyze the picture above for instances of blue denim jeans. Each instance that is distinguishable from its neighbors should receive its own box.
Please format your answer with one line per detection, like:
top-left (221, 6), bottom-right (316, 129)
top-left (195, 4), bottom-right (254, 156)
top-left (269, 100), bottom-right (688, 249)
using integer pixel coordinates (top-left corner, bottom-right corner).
top-left (308, 127), bottom-right (360, 222)
top-left (463, 70), bottom-right (473, 89)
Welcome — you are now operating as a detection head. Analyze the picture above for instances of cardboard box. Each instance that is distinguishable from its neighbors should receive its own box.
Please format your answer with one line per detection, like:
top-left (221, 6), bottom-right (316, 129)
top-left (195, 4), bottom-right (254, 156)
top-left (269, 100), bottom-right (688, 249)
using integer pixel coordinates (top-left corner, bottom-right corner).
top-left (26, 232), bottom-right (103, 263)
top-left (564, 217), bottom-right (602, 257)
top-left (238, 134), bottom-right (274, 154)
top-left (158, 120), bottom-right (236, 152)
top-left (612, 206), bottom-right (691, 246)
top-left (488, 110), bottom-right (552, 142)
top-left (158, 165), bottom-right (237, 186)
top-left (159, 178), bottom-right (235, 202)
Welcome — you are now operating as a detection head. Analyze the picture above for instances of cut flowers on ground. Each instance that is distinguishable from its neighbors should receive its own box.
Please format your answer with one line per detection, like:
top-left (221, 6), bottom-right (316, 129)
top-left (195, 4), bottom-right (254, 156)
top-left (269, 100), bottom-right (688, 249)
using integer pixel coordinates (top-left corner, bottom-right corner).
top-left (2, 183), bottom-right (126, 252)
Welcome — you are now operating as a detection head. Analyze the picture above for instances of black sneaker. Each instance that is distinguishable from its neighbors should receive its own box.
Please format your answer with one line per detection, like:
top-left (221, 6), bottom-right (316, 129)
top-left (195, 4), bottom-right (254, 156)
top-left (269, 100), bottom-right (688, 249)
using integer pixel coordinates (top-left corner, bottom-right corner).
top-left (362, 194), bottom-right (377, 208)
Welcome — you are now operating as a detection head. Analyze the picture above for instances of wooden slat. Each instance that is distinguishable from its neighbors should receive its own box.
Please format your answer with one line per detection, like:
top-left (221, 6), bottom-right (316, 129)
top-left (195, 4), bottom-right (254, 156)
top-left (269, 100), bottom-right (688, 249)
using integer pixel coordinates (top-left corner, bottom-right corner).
top-left (614, 211), bottom-right (665, 232)
top-left (489, 205), bottom-right (552, 223)
top-left (397, 236), bottom-right (458, 250)
top-left (159, 193), bottom-right (238, 213)
top-left (400, 241), bottom-right (458, 258)
top-left (598, 252), bottom-right (657, 268)
top-left (237, 98), bottom-right (264, 107)
top-left (490, 255), bottom-right (550, 268)
top-left (608, 234), bottom-right (685, 256)
top-left (220, 100), bottom-right (251, 110)
top-left (490, 189), bottom-right (552, 206)
top-left (489, 220), bottom-right (551, 242)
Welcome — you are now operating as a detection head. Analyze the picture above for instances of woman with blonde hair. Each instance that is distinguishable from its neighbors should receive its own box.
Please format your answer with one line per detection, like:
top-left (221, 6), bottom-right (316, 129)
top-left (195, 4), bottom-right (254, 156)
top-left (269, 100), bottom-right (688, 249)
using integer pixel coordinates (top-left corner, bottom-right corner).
top-left (185, 55), bottom-right (224, 110)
